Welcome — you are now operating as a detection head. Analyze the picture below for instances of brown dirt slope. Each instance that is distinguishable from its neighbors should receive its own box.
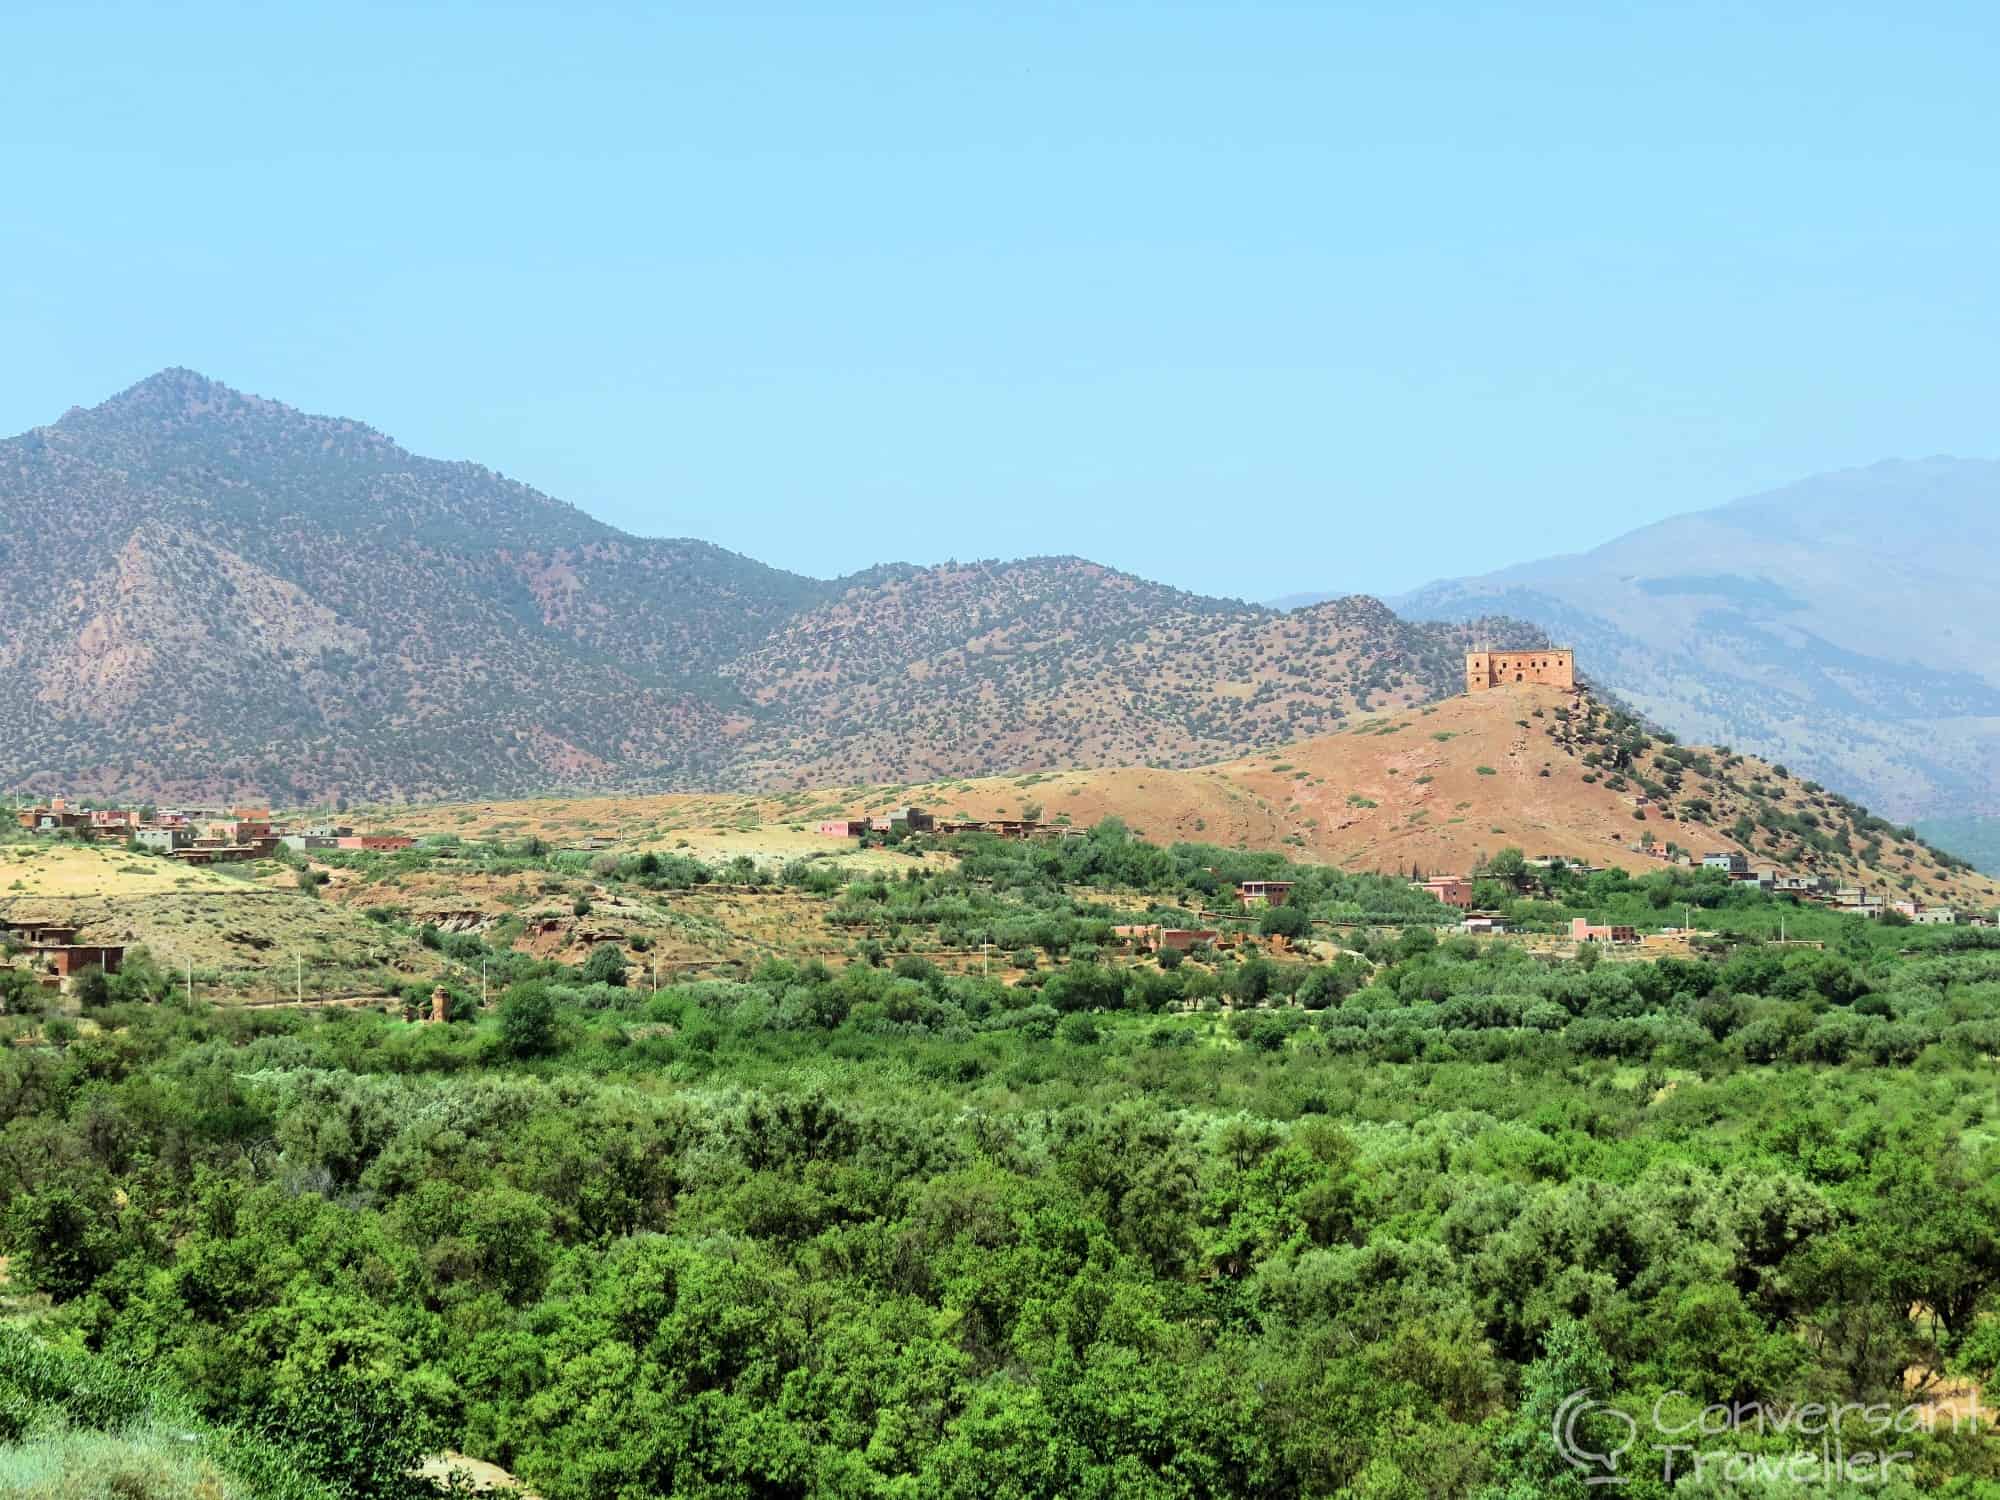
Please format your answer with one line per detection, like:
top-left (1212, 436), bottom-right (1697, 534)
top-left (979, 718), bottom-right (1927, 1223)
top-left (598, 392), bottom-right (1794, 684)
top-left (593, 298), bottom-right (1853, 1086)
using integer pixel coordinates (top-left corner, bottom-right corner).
top-left (372, 685), bottom-right (2000, 913)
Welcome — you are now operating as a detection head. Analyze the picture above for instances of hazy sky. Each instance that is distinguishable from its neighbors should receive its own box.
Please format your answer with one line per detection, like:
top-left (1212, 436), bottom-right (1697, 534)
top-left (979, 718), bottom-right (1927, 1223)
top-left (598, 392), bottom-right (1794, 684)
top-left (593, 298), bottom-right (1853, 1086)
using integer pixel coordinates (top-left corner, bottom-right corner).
top-left (4, 2), bottom-right (1994, 601)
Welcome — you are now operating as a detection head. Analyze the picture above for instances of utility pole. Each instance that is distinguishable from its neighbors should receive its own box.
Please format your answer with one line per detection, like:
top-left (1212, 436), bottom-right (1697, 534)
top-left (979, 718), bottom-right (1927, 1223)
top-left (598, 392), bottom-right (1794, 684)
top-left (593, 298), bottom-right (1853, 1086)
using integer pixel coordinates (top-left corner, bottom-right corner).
top-left (295, 953), bottom-right (302, 1005)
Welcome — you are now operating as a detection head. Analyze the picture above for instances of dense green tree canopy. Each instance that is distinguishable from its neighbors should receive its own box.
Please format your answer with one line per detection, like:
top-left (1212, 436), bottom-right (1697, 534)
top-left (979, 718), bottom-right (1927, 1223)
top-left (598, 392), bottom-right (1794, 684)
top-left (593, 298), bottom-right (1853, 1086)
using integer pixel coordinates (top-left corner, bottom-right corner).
top-left (4, 825), bottom-right (2000, 1496)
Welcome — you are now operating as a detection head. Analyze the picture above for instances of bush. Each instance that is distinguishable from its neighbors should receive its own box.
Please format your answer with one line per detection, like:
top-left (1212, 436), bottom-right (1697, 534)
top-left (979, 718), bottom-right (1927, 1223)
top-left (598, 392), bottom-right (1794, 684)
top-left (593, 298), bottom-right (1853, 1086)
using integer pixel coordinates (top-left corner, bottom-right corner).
top-left (579, 943), bottom-right (629, 987)
top-left (69, 965), bottom-right (113, 1010)
top-left (1259, 904), bottom-right (1310, 939)
top-left (4, 1185), bottom-right (117, 1302)
top-left (1014, 1004), bottom-right (1060, 1040)
top-left (1248, 1014), bottom-right (1292, 1051)
top-left (500, 983), bottom-right (559, 1058)
top-left (1058, 1012), bottom-right (1102, 1045)
top-left (257, 1370), bottom-right (435, 1500)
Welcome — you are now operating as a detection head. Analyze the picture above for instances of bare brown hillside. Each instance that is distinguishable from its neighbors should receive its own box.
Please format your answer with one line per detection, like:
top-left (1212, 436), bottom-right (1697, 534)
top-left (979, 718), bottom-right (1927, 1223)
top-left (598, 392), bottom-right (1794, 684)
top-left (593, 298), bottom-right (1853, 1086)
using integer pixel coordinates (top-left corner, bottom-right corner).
top-left (371, 685), bottom-right (2000, 913)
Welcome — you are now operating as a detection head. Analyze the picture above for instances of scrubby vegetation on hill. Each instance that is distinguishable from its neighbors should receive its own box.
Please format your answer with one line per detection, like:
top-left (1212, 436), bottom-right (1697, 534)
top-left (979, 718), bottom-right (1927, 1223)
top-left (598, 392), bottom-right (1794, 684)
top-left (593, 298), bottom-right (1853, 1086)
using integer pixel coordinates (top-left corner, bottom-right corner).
top-left (725, 562), bottom-right (1541, 785)
top-left (1547, 695), bottom-right (1990, 894)
top-left (0, 371), bottom-right (1546, 804)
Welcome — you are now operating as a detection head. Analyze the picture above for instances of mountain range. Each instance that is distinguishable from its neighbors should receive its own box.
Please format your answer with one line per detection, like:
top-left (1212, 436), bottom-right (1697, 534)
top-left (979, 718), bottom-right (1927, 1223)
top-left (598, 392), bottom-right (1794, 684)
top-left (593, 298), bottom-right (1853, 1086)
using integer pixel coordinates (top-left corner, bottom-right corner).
top-left (1390, 459), bottom-right (2000, 835)
top-left (0, 370), bottom-right (1530, 805)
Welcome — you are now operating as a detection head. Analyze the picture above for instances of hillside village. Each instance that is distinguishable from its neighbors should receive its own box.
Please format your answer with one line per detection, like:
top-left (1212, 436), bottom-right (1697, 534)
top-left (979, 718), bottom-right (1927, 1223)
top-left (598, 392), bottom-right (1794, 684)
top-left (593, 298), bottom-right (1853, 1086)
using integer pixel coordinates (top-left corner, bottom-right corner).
top-left (16, 797), bottom-right (414, 862)
top-left (4, 799), bottom-right (412, 994)
top-left (10, 649), bottom-right (2000, 1500)
top-left (7, 650), bottom-right (1996, 1010)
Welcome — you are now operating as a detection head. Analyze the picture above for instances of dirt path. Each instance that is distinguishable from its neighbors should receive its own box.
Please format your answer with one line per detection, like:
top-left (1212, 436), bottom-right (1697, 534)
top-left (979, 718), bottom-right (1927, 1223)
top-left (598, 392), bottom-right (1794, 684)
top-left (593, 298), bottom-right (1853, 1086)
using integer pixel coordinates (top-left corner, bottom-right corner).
top-left (418, 1451), bottom-right (539, 1496)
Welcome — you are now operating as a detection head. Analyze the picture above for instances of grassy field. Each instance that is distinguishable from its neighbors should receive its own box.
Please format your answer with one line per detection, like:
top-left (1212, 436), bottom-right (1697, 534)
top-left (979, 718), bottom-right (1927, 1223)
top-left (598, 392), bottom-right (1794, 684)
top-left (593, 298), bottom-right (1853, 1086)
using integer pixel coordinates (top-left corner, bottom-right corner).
top-left (0, 837), bottom-right (446, 1004)
top-left (0, 840), bottom-right (240, 897)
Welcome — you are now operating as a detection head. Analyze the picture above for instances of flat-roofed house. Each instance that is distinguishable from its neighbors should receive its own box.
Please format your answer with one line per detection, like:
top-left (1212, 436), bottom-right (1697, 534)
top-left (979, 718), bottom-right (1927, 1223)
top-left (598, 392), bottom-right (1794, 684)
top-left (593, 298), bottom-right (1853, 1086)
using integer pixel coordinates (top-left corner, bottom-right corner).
top-left (1415, 876), bottom-right (1474, 909)
top-left (1238, 880), bottom-right (1295, 907)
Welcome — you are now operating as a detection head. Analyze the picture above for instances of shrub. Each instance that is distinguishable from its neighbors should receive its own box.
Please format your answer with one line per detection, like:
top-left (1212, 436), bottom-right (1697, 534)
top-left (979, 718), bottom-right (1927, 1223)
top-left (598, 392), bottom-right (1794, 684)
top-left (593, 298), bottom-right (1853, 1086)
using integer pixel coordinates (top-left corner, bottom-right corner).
top-left (500, 983), bottom-right (559, 1057)
top-left (1259, 904), bottom-right (1310, 939)
top-left (579, 943), bottom-right (629, 986)
top-left (1058, 1012), bottom-right (1102, 1045)
top-left (257, 1371), bottom-right (435, 1500)
top-left (4, 1186), bottom-right (117, 1302)
top-left (69, 965), bottom-right (113, 1010)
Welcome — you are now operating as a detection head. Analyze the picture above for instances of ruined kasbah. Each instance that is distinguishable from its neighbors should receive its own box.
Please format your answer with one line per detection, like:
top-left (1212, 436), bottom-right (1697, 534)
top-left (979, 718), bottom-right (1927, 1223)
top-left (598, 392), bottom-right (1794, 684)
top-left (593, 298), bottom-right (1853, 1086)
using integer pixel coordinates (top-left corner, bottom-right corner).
top-left (1463, 645), bottom-right (1576, 693)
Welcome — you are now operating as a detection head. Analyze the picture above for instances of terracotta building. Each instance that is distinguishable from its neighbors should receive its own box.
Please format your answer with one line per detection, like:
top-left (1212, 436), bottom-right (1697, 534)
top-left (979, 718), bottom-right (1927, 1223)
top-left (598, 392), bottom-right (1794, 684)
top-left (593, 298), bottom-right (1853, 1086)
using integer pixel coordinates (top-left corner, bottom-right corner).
top-left (1415, 876), bottom-right (1475, 910)
top-left (1465, 648), bottom-right (1575, 693)
top-left (1114, 925), bottom-right (1221, 953)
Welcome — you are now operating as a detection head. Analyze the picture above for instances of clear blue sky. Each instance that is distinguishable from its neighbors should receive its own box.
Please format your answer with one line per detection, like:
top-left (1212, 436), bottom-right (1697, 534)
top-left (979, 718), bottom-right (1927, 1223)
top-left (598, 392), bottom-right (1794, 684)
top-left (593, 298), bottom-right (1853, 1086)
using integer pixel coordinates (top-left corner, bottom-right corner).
top-left (4, 2), bottom-right (1994, 602)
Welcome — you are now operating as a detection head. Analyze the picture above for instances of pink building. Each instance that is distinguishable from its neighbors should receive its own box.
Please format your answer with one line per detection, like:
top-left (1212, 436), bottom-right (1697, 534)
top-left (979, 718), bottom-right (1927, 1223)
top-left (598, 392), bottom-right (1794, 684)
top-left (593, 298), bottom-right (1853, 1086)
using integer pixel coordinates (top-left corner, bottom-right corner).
top-left (1416, 876), bottom-right (1474, 910)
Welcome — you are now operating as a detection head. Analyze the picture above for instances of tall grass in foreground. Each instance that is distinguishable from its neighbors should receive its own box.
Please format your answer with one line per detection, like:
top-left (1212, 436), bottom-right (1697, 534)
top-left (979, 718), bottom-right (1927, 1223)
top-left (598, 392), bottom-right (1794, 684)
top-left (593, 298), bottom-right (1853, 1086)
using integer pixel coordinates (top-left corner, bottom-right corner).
top-left (0, 1330), bottom-right (339, 1500)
